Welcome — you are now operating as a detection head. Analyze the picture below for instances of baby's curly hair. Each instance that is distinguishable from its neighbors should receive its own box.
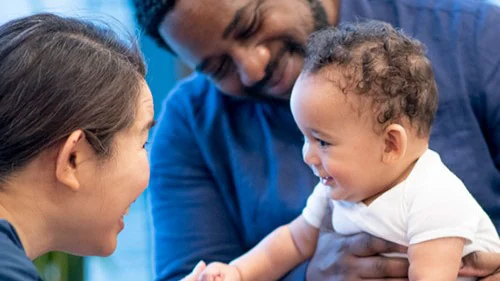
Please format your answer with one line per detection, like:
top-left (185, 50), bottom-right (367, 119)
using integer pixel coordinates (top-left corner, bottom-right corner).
top-left (304, 20), bottom-right (438, 137)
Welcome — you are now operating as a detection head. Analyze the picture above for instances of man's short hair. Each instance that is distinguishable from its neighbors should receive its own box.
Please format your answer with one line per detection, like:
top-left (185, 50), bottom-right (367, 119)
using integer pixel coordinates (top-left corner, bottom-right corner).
top-left (133, 0), bottom-right (176, 52)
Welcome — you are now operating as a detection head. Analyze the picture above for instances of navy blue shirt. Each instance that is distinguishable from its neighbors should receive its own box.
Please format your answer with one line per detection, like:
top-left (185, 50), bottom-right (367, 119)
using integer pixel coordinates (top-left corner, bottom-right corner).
top-left (148, 0), bottom-right (500, 280)
top-left (0, 220), bottom-right (43, 281)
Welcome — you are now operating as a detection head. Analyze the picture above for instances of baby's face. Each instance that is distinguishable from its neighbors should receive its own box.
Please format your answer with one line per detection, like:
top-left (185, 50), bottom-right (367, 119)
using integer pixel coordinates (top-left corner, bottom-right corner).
top-left (290, 72), bottom-right (393, 203)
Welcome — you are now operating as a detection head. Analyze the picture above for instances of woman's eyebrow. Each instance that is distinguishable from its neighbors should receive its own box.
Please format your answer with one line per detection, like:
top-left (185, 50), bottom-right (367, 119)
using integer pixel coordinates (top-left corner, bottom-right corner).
top-left (142, 119), bottom-right (156, 133)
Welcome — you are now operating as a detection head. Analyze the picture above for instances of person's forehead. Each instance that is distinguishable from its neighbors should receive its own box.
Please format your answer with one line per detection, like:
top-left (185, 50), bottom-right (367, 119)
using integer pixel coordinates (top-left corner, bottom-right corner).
top-left (130, 82), bottom-right (154, 132)
top-left (295, 72), bottom-right (358, 115)
top-left (158, 0), bottom-right (254, 66)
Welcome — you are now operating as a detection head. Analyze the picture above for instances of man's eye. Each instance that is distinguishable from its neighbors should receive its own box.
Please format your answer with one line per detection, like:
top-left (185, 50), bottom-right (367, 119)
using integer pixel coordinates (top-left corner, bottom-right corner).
top-left (212, 56), bottom-right (231, 80)
top-left (237, 5), bottom-right (265, 40)
top-left (239, 14), bottom-right (261, 40)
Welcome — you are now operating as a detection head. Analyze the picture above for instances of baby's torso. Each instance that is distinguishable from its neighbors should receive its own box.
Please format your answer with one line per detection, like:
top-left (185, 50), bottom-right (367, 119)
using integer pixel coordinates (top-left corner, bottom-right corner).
top-left (331, 182), bottom-right (499, 281)
top-left (332, 150), bottom-right (500, 258)
top-left (332, 192), bottom-right (500, 256)
top-left (303, 150), bottom-right (500, 281)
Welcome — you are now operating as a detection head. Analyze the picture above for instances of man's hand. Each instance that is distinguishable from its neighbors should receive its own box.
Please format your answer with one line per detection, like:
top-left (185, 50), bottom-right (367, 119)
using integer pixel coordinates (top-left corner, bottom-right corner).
top-left (307, 229), bottom-right (409, 280)
top-left (306, 203), bottom-right (409, 280)
top-left (180, 261), bottom-right (206, 281)
top-left (460, 251), bottom-right (500, 281)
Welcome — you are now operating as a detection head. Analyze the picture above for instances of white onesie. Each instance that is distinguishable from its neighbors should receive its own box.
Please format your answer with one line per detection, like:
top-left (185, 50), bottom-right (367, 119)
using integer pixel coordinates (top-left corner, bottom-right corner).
top-left (302, 149), bottom-right (500, 281)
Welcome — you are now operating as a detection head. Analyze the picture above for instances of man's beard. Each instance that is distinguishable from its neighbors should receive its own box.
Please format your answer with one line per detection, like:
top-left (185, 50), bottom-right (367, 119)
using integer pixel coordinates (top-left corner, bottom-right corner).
top-left (241, 0), bottom-right (330, 100)
top-left (307, 0), bottom-right (330, 31)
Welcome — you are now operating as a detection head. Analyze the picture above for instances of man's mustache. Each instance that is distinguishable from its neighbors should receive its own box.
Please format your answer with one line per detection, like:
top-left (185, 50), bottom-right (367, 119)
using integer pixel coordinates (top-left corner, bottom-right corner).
top-left (244, 39), bottom-right (305, 95)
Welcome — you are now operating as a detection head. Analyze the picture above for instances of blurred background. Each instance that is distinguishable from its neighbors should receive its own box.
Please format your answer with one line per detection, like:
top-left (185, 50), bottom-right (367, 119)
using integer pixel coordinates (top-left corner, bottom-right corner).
top-left (0, 1), bottom-right (184, 280)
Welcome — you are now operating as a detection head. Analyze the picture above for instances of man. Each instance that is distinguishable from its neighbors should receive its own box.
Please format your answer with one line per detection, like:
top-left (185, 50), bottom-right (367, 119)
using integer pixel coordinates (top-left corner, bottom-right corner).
top-left (133, 0), bottom-right (500, 280)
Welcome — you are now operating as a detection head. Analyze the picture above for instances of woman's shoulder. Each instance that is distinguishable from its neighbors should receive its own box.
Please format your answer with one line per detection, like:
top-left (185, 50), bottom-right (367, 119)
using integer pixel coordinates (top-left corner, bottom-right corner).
top-left (0, 220), bottom-right (42, 281)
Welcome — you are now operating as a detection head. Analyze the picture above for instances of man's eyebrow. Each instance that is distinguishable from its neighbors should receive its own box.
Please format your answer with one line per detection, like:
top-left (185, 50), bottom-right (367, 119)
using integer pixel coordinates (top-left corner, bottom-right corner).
top-left (222, 0), bottom-right (263, 39)
top-left (195, 1), bottom-right (264, 72)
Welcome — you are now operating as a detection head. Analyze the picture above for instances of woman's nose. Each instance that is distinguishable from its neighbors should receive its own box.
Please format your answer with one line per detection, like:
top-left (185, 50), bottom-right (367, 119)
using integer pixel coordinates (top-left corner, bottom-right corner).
top-left (233, 44), bottom-right (271, 87)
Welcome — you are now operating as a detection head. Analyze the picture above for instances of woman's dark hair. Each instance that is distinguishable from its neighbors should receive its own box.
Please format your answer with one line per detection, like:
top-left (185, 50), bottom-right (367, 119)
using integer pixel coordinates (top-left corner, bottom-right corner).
top-left (0, 13), bottom-right (146, 182)
top-left (304, 20), bottom-right (438, 137)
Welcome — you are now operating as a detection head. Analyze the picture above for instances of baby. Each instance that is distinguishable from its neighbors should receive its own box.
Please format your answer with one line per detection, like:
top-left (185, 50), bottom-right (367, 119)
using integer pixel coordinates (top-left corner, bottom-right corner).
top-left (198, 21), bottom-right (500, 281)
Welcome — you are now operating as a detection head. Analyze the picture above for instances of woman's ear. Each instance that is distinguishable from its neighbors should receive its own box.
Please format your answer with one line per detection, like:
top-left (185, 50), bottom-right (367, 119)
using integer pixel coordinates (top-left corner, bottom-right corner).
top-left (382, 124), bottom-right (407, 164)
top-left (55, 130), bottom-right (87, 191)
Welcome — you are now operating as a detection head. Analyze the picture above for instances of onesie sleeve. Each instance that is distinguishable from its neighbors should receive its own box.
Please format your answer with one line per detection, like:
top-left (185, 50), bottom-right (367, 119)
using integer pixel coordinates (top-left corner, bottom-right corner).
top-left (406, 178), bottom-right (481, 245)
top-left (302, 182), bottom-right (329, 228)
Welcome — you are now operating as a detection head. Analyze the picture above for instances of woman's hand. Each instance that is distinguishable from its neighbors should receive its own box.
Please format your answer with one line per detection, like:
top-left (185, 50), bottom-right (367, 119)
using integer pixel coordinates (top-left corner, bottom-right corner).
top-left (180, 261), bottom-right (207, 281)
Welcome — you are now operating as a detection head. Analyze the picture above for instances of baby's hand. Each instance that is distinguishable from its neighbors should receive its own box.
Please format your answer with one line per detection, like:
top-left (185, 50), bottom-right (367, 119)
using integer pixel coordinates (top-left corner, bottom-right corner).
top-left (198, 262), bottom-right (241, 281)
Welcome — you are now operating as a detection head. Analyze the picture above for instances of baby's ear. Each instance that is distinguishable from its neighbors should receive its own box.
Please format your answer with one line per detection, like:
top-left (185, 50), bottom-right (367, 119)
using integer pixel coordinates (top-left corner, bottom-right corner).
top-left (381, 124), bottom-right (407, 164)
top-left (54, 130), bottom-right (87, 191)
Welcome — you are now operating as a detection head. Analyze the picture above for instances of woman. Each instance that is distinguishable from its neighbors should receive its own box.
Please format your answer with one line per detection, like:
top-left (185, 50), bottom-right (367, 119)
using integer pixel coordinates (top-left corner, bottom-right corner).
top-left (0, 13), bottom-right (154, 280)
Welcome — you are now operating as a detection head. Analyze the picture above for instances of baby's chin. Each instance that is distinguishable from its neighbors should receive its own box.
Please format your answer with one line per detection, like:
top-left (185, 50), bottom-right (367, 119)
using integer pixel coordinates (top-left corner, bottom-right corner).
top-left (327, 185), bottom-right (345, 200)
top-left (327, 185), bottom-right (362, 203)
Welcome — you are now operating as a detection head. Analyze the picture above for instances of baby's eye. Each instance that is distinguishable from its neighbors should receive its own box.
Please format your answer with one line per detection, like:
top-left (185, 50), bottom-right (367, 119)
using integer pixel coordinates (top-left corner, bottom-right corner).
top-left (143, 141), bottom-right (150, 149)
top-left (316, 139), bottom-right (330, 148)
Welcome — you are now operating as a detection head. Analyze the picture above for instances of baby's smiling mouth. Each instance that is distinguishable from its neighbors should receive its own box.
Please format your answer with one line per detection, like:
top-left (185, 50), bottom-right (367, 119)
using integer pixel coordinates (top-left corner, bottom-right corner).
top-left (320, 176), bottom-right (333, 185)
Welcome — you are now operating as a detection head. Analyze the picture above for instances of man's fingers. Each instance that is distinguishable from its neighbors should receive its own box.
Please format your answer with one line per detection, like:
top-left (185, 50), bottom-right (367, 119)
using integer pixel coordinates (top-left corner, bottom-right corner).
top-left (346, 233), bottom-right (408, 257)
top-left (481, 273), bottom-right (500, 281)
top-left (356, 256), bottom-right (409, 278)
top-left (308, 231), bottom-right (410, 280)
top-left (460, 252), bottom-right (500, 277)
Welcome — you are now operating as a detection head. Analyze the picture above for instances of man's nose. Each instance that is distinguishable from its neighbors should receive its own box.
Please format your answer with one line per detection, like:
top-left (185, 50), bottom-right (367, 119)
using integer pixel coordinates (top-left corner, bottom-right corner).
top-left (233, 45), bottom-right (271, 87)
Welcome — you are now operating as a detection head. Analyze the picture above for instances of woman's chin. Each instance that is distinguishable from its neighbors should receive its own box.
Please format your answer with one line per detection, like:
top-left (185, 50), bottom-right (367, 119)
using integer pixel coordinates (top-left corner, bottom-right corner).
top-left (77, 236), bottom-right (118, 257)
top-left (95, 240), bottom-right (118, 257)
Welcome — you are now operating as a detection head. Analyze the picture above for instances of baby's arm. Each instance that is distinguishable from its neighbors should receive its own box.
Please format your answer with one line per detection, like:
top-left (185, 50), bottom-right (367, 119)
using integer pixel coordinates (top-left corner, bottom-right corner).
top-left (200, 215), bottom-right (319, 281)
top-left (408, 237), bottom-right (465, 281)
